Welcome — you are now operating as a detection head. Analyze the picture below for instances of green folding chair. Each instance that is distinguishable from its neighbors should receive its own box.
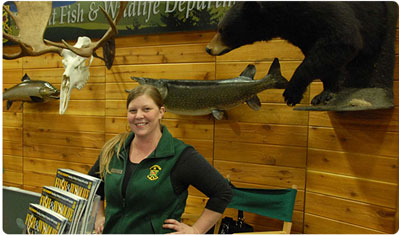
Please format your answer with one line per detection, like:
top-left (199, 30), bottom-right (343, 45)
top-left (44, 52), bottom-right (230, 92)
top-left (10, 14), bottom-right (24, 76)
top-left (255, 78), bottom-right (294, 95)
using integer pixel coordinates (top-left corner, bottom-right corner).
top-left (219, 184), bottom-right (298, 234)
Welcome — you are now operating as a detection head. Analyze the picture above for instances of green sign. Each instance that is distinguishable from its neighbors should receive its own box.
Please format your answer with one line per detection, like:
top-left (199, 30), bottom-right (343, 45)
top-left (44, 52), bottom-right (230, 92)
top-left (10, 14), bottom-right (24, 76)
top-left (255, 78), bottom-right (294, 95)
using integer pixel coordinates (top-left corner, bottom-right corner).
top-left (3, 1), bottom-right (234, 43)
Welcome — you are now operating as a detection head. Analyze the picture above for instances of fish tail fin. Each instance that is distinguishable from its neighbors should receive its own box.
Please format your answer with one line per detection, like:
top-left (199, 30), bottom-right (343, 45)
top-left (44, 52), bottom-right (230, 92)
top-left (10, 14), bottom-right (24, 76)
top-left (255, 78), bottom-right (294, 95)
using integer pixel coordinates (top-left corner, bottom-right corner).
top-left (240, 64), bottom-right (256, 79)
top-left (263, 58), bottom-right (289, 89)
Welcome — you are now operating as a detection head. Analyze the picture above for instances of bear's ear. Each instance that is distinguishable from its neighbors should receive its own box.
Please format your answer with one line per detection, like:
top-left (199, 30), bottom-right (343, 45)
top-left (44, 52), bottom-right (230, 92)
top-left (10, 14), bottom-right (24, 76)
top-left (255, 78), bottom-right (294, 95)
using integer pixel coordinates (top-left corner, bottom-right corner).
top-left (241, 1), bottom-right (261, 15)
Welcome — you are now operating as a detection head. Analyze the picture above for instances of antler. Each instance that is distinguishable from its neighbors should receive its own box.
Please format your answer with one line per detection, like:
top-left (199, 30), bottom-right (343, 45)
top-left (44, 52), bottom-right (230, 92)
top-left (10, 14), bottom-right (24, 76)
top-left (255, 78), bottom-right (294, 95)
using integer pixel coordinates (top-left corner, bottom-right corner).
top-left (3, 2), bottom-right (128, 60)
top-left (3, 2), bottom-right (63, 59)
top-left (44, 2), bottom-right (128, 58)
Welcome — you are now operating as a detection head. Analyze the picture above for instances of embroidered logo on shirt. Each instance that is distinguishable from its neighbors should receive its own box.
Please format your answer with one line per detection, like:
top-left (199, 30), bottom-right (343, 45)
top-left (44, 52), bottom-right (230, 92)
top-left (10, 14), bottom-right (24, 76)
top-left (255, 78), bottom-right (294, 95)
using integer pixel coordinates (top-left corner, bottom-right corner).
top-left (147, 165), bottom-right (162, 181)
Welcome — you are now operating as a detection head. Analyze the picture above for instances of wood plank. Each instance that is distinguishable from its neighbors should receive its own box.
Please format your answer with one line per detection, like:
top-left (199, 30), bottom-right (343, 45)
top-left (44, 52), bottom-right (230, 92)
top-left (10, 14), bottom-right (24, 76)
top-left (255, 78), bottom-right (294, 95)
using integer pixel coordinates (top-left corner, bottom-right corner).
top-left (214, 160), bottom-right (305, 189)
top-left (309, 106), bottom-right (399, 132)
top-left (304, 213), bottom-right (384, 234)
top-left (3, 140), bottom-right (22, 156)
top-left (214, 140), bottom-right (306, 168)
top-left (4, 182), bottom-right (24, 189)
top-left (23, 66), bottom-right (105, 84)
top-left (216, 39), bottom-right (304, 62)
top-left (24, 144), bottom-right (100, 165)
top-left (24, 100), bottom-right (106, 116)
top-left (23, 113), bottom-right (105, 132)
top-left (3, 170), bottom-right (23, 185)
top-left (24, 130), bottom-right (105, 149)
top-left (23, 172), bottom-right (56, 189)
top-left (307, 170), bottom-right (397, 208)
top-left (180, 139), bottom-right (213, 163)
top-left (3, 58), bottom-right (22, 70)
top-left (3, 69), bottom-right (23, 83)
top-left (3, 127), bottom-right (22, 142)
top-left (106, 63), bottom-right (215, 83)
top-left (215, 121), bottom-right (308, 147)
top-left (3, 155), bottom-right (23, 172)
top-left (22, 53), bottom-right (64, 69)
top-left (23, 185), bottom-right (43, 194)
top-left (308, 148), bottom-right (398, 183)
top-left (305, 191), bottom-right (396, 233)
top-left (106, 82), bottom-right (136, 100)
top-left (115, 30), bottom-right (216, 48)
top-left (2, 96), bottom-right (24, 113)
top-left (24, 157), bottom-right (92, 176)
top-left (224, 103), bottom-right (308, 125)
top-left (308, 126), bottom-right (398, 157)
top-left (114, 43), bottom-right (215, 65)
top-left (3, 112), bottom-right (23, 127)
top-left (105, 117), bottom-right (214, 140)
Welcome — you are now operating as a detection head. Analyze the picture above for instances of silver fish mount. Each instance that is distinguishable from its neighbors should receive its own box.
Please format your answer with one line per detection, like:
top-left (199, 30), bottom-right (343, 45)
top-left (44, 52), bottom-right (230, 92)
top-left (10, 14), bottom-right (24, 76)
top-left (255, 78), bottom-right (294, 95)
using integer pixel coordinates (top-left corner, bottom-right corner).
top-left (3, 74), bottom-right (60, 110)
top-left (129, 58), bottom-right (288, 120)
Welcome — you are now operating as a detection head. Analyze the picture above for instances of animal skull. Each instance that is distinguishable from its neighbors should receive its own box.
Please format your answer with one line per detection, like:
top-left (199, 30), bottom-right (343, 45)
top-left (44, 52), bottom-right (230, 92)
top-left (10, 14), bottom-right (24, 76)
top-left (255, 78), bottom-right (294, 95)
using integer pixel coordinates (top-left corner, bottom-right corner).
top-left (59, 37), bottom-right (93, 114)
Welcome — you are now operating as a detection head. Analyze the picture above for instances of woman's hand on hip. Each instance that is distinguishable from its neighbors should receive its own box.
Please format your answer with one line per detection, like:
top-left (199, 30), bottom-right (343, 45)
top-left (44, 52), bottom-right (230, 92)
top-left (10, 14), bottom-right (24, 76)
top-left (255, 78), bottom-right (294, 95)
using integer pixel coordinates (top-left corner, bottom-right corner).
top-left (163, 219), bottom-right (200, 234)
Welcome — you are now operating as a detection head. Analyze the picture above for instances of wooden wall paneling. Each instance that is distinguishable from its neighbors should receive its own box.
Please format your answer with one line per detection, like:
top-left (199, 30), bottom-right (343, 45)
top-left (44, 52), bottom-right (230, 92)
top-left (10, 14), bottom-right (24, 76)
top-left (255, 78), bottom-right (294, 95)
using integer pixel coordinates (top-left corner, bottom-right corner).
top-left (3, 69), bottom-right (23, 83)
top-left (304, 213), bottom-right (384, 234)
top-left (308, 149), bottom-right (398, 183)
top-left (3, 140), bottom-right (22, 156)
top-left (305, 191), bottom-right (396, 233)
top-left (3, 170), bottom-right (23, 185)
top-left (3, 57), bottom-right (22, 70)
top-left (3, 155), bottom-right (23, 172)
top-left (23, 144), bottom-right (100, 165)
top-left (114, 43), bottom-right (215, 65)
top-left (215, 121), bottom-right (308, 147)
top-left (215, 160), bottom-right (305, 189)
top-left (22, 53), bottom-right (64, 69)
top-left (23, 113), bottom-right (105, 132)
top-left (214, 141), bottom-right (306, 168)
top-left (23, 172), bottom-right (56, 190)
top-left (3, 127), bottom-right (22, 142)
top-left (224, 103), bottom-right (308, 125)
top-left (3, 112), bottom-right (23, 127)
top-left (106, 63), bottom-right (216, 83)
top-left (308, 126), bottom-right (398, 157)
top-left (307, 170), bottom-right (397, 208)
top-left (115, 31), bottom-right (216, 48)
top-left (215, 39), bottom-right (304, 62)
top-left (24, 157), bottom-right (92, 176)
top-left (24, 130), bottom-right (105, 149)
top-left (24, 100), bottom-right (105, 116)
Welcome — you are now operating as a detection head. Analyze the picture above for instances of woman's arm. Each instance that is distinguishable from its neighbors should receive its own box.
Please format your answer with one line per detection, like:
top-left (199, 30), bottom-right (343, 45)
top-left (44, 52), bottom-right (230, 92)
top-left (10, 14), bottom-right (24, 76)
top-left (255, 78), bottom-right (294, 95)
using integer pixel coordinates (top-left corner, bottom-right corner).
top-left (163, 208), bottom-right (222, 234)
top-left (94, 200), bottom-right (106, 234)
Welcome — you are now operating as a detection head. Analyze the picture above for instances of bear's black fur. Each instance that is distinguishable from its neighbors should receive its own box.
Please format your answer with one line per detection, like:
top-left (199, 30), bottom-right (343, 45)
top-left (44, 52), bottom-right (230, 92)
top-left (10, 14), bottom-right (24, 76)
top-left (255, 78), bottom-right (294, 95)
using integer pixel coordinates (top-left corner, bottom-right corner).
top-left (206, 2), bottom-right (398, 108)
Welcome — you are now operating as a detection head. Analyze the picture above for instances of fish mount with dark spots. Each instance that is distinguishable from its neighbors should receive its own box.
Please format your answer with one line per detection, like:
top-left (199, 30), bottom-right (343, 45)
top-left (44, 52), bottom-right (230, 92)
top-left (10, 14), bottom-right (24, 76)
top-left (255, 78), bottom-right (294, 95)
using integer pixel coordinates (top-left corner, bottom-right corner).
top-left (3, 73), bottom-right (60, 110)
top-left (128, 58), bottom-right (288, 120)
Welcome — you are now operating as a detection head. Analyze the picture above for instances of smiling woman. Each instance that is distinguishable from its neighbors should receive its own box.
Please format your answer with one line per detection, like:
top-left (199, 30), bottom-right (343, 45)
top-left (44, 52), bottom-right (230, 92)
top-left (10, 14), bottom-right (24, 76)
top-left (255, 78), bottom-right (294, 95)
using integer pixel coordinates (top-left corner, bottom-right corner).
top-left (87, 84), bottom-right (232, 234)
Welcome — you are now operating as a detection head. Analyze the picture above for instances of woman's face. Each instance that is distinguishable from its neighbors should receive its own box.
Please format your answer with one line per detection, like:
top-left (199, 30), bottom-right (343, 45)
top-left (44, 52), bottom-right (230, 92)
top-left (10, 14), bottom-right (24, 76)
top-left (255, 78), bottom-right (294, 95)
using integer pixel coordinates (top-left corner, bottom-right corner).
top-left (127, 94), bottom-right (165, 138)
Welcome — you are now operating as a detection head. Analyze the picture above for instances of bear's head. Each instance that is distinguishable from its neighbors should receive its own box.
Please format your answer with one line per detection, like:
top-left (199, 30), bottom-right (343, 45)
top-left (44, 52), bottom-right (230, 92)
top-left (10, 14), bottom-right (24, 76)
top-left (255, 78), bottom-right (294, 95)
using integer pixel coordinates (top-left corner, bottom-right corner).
top-left (206, 2), bottom-right (269, 56)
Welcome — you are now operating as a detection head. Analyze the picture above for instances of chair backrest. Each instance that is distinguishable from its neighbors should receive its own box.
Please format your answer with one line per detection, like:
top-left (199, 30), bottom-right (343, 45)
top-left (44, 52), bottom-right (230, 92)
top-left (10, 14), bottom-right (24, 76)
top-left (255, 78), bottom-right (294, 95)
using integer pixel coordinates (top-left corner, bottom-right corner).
top-left (227, 184), bottom-right (297, 234)
top-left (229, 185), bottom-right (297, 222)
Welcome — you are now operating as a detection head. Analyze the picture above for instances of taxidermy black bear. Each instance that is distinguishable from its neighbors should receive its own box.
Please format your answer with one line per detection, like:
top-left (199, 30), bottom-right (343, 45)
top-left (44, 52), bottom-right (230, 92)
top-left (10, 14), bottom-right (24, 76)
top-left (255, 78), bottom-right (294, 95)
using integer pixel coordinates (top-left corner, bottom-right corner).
top-left (206, 2), bottom-right (398, 111)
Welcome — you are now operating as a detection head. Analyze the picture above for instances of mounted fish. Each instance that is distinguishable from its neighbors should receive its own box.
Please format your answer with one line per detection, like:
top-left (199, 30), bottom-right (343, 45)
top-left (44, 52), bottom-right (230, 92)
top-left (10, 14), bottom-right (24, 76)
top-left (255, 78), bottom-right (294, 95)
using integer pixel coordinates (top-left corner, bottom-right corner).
top-left (130, 58), bottom-right (288, 120)
top-left (3, 74), bottom-right (60, 110)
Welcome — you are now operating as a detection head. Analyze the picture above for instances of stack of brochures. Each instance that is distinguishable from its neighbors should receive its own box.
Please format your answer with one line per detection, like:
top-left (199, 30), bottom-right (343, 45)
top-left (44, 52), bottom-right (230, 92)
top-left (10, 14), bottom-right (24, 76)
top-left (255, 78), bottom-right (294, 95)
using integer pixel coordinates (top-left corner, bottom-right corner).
top-left (24, 168), bottom-right (101, 234)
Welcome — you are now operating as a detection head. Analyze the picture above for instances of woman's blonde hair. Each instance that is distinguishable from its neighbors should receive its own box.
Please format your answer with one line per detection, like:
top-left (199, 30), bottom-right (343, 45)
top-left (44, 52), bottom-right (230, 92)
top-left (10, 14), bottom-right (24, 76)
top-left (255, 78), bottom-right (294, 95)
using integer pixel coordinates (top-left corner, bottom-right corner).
top-left (99, 85), bottom-right (164, 179)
